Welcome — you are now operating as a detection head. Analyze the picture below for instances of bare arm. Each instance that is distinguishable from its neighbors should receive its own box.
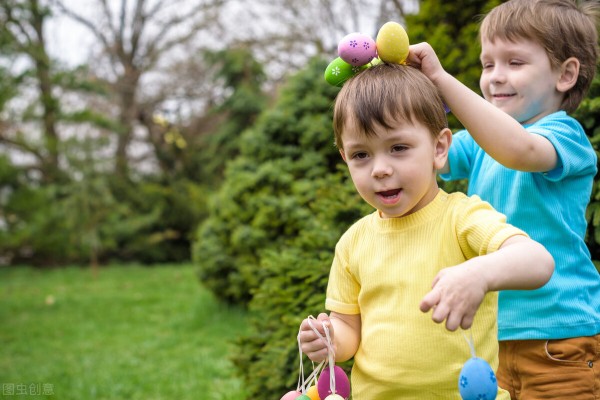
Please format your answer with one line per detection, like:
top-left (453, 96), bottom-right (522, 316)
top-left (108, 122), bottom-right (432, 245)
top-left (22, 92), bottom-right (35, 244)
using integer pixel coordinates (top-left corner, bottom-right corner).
top-left (408, 42), bottom-right (558, 172)
top-left (420, 235), bottom-right (554, 331)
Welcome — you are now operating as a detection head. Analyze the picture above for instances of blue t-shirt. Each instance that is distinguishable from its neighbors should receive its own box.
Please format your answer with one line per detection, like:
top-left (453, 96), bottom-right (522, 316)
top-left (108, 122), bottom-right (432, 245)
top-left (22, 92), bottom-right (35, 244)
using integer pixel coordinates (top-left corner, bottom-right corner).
top-left (441, 111), bottom-right (600, 340)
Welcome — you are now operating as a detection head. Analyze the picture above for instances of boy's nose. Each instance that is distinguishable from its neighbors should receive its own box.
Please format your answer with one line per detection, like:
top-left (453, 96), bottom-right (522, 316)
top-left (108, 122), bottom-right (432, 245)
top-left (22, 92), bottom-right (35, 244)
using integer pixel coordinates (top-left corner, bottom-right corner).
top-left (371, 159), bottom-right (393, 179)
top-left (489, 66), bottom-right (507, 84)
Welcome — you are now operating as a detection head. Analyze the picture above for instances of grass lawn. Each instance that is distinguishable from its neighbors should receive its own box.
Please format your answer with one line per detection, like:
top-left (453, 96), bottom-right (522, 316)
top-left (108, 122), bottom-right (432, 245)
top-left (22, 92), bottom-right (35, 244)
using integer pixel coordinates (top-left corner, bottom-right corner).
top-left (0, 264), bottom-right (249, 400)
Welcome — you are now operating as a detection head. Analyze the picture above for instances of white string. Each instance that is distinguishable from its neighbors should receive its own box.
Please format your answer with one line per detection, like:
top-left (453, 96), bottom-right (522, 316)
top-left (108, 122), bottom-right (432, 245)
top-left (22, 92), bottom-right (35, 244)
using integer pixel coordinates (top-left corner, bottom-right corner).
top-left (306, 315), bottom-right (337, 395)
top-left (461, 329), bottom-right (477, 358)
top-left (297, 318), bottom-right (328, 393)
top-left (296, 330), bottom-right (305, 392)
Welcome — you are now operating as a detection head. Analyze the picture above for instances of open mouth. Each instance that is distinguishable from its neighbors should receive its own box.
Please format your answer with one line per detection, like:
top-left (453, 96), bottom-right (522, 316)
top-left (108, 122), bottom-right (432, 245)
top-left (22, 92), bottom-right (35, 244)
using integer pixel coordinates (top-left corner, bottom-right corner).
top-left (376, 189), bottom-right (401, 203)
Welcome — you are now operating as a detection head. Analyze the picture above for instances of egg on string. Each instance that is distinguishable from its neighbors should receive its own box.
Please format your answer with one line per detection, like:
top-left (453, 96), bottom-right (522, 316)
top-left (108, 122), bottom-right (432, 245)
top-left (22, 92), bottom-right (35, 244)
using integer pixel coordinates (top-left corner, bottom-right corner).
top-left (324, 57), bottom-right (369, 87)
top-left (376, 21), bottom-right (410, 64)
top-left (280, 390), bottom-right (302, 400)
top-left (338, 32), bottom-right (377, 67)
top-left (306, 385), bottom-right (321, 400)
top-left (458, 357), bottom-right (498, 400)
top-left (317, 365), bottom-right (350, 400)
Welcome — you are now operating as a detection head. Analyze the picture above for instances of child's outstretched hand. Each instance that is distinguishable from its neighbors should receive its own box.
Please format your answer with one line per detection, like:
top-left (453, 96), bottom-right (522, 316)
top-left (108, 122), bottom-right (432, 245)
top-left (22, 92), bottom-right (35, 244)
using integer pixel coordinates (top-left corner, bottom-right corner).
top-left (298, 313), bottom-right (335, 363)
top-left (419, 263), bottom-right (488, 331)
top-left (406, 42), bottom-right (447, 85)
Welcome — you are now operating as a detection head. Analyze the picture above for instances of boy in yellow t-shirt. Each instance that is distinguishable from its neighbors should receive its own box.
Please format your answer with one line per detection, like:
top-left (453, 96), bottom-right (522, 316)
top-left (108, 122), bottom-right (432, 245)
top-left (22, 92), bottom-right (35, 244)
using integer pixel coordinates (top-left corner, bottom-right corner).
top-left (297, 63), bottom-right (554, 398)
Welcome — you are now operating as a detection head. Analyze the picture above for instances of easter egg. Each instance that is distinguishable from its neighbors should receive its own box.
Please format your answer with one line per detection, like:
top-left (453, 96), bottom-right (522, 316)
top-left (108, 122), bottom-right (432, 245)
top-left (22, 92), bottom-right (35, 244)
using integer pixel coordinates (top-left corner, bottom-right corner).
top-left (280, 390), bottom-right (302, 400)
top-left (338, 32), bottom-right (377, 67)
top-left (295, 396), bottom-right (311, 400)
top-left (324, 57), bottom-right (368, 87)
top-left (324, 396), bottom-right (345, 400)
top-left (306, 385), bottom-right (321, 400)
top-left (458, 357), bottom-right (498, 400)
top-left (376, 21), bottom-right (410, 64)
top-left (317, 365), bottom-right (350, 399)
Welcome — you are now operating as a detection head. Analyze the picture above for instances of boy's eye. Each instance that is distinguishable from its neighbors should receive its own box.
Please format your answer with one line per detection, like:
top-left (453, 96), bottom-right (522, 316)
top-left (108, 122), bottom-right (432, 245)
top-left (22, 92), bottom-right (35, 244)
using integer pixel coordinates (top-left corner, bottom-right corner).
top-left (391, 144), bottom-right (408, 152)
top-left (351, 151), bottom-right (368, 160)
top-left (481, 62), bottom-right (493, 69)
top-left (509, 60), bottom-right (525, 66)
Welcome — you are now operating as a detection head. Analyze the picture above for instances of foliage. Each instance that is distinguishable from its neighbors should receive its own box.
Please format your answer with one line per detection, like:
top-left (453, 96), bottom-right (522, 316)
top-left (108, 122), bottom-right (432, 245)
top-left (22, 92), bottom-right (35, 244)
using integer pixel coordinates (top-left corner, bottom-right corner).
top-left (194, 57), bottom-right (371, 397)
top-left (0, 264), bottom-right (248, 400)
top-left (576, 73), bottom-right (600, 266)
top-left (194, 57), bottom-right (350, 304)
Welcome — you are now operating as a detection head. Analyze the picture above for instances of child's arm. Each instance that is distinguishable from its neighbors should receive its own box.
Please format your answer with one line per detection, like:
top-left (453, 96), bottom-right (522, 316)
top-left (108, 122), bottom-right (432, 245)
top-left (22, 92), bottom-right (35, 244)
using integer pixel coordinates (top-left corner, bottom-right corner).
top-left (407, 42), bottom-right (558, 173)
top-left (419, 234), bottom-right (554, 331)
top-left (298, 312), bottom-right (361, 363)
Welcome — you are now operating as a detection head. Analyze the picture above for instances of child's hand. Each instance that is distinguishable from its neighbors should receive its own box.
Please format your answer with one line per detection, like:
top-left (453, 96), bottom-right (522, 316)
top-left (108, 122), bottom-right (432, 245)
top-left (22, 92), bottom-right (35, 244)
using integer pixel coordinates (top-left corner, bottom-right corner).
top-left (406, 42), bottom-right (446, 85)
top-left (298, 313), bottom-right (335, 362)
top-left (419, 263), bottom-right (488, 331)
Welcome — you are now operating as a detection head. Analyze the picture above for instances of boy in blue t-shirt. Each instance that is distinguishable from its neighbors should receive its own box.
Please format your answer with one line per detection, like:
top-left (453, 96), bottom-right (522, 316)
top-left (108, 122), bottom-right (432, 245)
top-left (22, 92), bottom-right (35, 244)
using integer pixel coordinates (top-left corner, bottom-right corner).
top-left (408, 0), bottom-right (600, 397)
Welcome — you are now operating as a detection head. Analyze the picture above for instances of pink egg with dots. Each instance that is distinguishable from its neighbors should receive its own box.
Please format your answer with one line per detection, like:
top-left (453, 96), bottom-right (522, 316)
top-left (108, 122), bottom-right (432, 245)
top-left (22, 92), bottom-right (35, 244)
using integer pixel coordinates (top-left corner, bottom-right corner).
top-left (317, 365), bottom-right (350, 399)
top-left (338, 32), bottom-right (377, 67)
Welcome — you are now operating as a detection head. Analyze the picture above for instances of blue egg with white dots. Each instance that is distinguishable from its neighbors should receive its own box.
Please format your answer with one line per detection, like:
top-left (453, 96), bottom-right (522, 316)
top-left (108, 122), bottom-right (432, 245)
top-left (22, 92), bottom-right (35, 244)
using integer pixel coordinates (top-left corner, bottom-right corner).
top-left (458, 357), bottom-right (497, 400)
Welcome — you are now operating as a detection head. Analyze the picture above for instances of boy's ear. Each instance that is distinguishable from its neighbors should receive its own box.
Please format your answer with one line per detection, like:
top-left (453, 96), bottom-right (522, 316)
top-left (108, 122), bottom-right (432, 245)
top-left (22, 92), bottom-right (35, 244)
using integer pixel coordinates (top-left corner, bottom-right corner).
top-left (433, 128), bottom-right (452, 170)
top-left (339, 149), bottom-right (348, 162)
top-left (556, 57), bottom-right (580, 93)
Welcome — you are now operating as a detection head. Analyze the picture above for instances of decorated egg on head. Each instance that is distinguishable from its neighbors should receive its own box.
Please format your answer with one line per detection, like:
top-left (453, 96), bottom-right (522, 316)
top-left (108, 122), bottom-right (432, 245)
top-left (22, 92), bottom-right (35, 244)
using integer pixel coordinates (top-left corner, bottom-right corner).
top-left (376, 21), bottom-right (410, 64)
top-left (324, 57), bottom-right (368, 87)
top-left (317, 365), bottom-right (350, 399)
top-left (458, 357), bottom-right (498, 400)
top-left (306, 385), bottom-right (321, 400)
top-left (338, 32), bottom-right (377, 67)
top-left (280, 390), bottom-right (302, 400)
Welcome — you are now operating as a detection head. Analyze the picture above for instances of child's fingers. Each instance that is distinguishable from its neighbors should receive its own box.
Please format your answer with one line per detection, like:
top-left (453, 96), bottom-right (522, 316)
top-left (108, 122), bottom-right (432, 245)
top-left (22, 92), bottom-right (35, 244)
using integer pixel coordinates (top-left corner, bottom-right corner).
top-left (460, 313), bottom-right (475, 330)
top-left (419, 288), bottom-right (441, 312)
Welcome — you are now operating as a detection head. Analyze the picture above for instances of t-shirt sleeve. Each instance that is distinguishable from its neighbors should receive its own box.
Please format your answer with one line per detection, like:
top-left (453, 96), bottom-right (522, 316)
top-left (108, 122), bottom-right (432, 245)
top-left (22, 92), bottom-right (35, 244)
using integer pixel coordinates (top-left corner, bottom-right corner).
top-left (455, 195), bottom-right (528, 258)
top-left (325, 231), bottom-right (361, 315)
top-left (528, 116), bottom-right (597, 181)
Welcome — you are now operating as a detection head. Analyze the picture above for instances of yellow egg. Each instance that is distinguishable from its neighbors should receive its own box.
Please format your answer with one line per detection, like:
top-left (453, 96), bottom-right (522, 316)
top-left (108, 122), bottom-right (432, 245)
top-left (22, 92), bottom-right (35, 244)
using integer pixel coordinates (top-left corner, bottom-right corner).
top-left (306, 385), bottom-right (321, 400)
top-left (376, 21), bottom-right (409, 64)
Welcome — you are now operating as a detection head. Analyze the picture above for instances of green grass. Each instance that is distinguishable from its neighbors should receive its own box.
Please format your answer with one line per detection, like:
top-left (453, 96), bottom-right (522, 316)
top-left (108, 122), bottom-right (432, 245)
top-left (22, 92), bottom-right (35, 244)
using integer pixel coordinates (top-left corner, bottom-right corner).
top-left (0, 264), bottom-right (249, 400)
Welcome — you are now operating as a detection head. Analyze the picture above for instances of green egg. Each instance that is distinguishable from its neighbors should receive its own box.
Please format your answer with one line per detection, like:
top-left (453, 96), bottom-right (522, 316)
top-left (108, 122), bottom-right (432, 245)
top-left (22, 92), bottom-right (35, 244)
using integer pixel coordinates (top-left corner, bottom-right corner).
top-left (324, 57), bottom-right (368, 87)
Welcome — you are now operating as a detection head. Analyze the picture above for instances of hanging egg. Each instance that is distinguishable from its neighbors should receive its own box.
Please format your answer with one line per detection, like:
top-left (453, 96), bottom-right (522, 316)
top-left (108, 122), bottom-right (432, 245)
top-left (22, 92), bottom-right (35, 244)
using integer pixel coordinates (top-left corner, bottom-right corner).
top-left (338, 32), bottom-right (377, 67)
top-left (376, 21), bottom-right (410, 64)
top-left (306, 385), bottom-right (321, 400)
top-left (280, 390), bottom-right (302, 400)
top-left (324, 396), bottom-right (345, 400)
top-left (317, 365), bottom-right (350, 399)
top-left (458, 357), bottom-right (498, 400)
top-left (324, 57), bottom-right (368, 87)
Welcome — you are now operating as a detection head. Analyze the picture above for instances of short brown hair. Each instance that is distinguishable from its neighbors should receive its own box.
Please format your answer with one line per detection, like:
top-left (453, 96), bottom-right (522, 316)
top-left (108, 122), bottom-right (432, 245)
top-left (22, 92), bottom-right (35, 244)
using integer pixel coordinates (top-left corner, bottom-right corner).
top-left (333, 63), bottom-right (448, 149)
top-left (479, 0), bottom-right (599, 113)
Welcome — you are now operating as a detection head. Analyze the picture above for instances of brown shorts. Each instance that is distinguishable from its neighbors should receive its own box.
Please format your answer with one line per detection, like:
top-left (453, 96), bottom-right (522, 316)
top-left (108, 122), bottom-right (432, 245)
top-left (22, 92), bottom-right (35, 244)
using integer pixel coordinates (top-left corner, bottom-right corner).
top-left (497, 334), bottom-right (600, 399)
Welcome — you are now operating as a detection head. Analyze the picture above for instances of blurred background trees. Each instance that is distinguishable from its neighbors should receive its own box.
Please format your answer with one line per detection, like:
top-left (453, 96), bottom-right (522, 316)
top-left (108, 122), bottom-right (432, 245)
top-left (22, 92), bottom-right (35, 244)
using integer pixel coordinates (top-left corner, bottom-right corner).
top-left (1, 0), bottom-right (599, 398)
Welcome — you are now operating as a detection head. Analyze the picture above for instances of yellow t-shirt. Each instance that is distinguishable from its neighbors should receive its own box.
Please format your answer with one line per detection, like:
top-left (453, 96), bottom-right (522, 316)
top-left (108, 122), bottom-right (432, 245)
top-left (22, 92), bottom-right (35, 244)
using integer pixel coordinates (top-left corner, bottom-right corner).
top-left (326, 190), bottom-right (522, 399)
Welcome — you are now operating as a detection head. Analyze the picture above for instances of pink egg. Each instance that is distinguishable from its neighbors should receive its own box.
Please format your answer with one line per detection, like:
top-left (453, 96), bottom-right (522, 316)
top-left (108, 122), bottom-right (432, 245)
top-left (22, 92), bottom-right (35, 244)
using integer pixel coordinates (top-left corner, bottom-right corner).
top-left (338, 32), bottom-right (377, 67)
top-left (317, 365), bottom-right (350, 399)
top-left (280, 390), bottom-right (302, 400)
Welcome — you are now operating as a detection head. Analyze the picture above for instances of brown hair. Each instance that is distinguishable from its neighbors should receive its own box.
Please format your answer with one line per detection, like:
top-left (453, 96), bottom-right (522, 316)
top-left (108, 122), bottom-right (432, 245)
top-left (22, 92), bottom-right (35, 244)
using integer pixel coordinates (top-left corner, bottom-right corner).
top-left (479, 0), bottom-right (599, 113)
top-left (333, 63), bottom-right (448, 149)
